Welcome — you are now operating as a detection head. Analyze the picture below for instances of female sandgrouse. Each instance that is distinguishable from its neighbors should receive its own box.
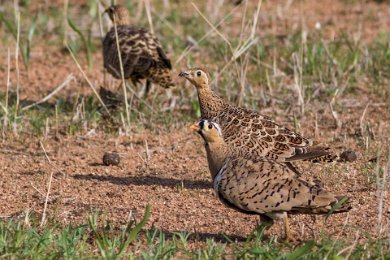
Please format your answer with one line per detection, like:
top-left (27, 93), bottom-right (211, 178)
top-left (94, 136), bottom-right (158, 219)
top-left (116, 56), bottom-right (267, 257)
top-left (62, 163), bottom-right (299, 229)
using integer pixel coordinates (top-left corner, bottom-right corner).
top-left (103, 5), bottom-right (174, 94)
top-left (180, 68), bottom-right (331, 164)
top-left (191, 119), bottom-right (351, 240)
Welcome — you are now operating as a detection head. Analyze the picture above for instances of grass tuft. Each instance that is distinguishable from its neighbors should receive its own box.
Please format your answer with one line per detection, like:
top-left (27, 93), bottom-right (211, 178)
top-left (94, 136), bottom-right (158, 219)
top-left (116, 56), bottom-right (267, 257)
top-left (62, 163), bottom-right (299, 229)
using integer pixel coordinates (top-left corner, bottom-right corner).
top-left (0, 208), bottom-right (389, 258)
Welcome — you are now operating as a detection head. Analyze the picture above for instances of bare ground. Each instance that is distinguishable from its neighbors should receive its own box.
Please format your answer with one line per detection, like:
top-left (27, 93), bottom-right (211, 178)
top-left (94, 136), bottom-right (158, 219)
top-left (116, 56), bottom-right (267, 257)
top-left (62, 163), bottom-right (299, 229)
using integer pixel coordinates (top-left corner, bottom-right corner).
top-left (0, 108), bottom-right (389, 243)
top-left (0, 0), bottom-right (389, 246)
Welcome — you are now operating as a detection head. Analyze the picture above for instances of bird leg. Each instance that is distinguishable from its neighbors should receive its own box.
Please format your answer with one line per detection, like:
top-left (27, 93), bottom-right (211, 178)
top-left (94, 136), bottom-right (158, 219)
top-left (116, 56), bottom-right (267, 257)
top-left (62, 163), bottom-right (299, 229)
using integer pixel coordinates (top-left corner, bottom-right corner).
top-left (115, 81), bottom-right (124, 92)
top-left (143, 80), bottom-right (152, 98)
top-left (260, 214), bottom-right (274, 228)
top-left (283, 212), bottom-right (295, 242)
top-left (115, 81), bottom-right (128, 104)
top-left (249, 215), bottom-right (274, 241)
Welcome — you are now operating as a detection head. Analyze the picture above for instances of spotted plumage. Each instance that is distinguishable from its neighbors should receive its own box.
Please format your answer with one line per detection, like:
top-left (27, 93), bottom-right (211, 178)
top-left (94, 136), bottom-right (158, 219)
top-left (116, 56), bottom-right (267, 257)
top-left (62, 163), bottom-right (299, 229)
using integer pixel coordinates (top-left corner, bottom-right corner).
top-left (192, 119), bottom-right (351, 239)
top-left (103, 5), bottom-right (174, 91)
top-left (180, 68), bottom-right (332, 163)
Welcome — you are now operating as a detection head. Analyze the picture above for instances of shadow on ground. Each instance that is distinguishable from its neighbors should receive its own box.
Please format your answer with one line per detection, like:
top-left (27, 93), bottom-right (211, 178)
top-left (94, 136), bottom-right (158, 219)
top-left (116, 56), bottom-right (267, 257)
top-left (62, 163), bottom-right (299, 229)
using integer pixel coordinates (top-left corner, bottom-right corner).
top-left (72, 173), bottom-right (213, 190)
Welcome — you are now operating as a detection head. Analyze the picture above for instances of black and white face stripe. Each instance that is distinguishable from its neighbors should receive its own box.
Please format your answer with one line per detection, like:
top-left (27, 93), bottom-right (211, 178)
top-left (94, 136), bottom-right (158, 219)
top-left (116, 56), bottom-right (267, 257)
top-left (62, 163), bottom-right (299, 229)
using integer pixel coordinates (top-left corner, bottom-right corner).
top-left (198, 119), bottom-right (222, 135)
top-left (211, 122), bottom-right (222, 135)
top-left (198, 119), bottom-right (206, 130)
top-left (197, 120), bottom-right (206, 141)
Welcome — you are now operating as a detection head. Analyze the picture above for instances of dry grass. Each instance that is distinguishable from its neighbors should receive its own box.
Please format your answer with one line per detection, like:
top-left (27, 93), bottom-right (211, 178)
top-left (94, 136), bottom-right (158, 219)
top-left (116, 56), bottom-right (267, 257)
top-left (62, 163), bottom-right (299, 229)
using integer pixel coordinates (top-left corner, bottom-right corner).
top-left (0, 0), bottom-right (389, 258)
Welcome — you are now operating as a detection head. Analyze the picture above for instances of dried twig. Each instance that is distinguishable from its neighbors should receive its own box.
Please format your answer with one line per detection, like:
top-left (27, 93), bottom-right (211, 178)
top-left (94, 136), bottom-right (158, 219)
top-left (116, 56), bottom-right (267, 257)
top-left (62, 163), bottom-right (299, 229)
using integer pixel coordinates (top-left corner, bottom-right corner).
top-left (144, 139), bottom-right (150, 164)
top-left (15, 11), bottom-right (21, 119)
top-left (337, 231), bottom-right (360, 258)
top-left (144, 0), bottom-right (154, 34)
top-left (359, 102), bottom-right (370, 135)
top-left (66, 44), bottom-right (110, 114)
top-left (329, 89), bottom-right (342, 130)
top-left (175, 4), bottom-right (240, 65)
top-left (21, 74), bottom-right (75, 111)
top-left (1, 48), bottom-right (11, 137)
top-left (292, 52), bottom-right (305, 114)
top-left (31, 182), bottom-right (45, 198)
top-left (376, 153), bottom-right (388, 235)
top-left (6, 47), bottom-right (11, 114)
top-left (40, 141), bottom-right (54, 227)
top-left (192, 3), bottom-right (231, 49)
top-left (112, 14), bottom-right (131, 129)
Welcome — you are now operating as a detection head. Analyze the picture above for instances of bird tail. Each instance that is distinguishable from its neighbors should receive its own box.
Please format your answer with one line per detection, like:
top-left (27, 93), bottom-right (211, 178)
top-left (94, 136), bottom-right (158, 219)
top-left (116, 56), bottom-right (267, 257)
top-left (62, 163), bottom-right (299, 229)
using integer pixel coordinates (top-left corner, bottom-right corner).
top-left (149, 68), bottom-right (175, 88)
top-left (287, 146), bottom-right (357, 163)
top-left (287, 146), bottom-right (335, 162)
top-left (291, 195), bottom-right (352, 215)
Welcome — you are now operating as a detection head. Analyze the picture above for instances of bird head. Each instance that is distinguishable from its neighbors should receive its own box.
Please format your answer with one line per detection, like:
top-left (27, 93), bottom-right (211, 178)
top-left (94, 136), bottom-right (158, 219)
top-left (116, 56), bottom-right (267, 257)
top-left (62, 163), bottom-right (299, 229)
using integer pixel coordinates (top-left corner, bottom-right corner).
top-left (191, 119), bottom-right (223, 144)
top-left (103, 5), bottom-right (130, 25)
top-left (179, 68), bottom-right (209, 89)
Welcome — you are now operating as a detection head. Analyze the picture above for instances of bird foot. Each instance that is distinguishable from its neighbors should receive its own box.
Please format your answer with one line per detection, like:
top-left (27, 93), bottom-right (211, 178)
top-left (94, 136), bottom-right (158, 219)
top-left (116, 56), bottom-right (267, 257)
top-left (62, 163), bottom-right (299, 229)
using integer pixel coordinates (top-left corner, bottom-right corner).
top-left (282, 233), bottom-right (296, 243)
top-left (248, 220), bottom-right (273, 241)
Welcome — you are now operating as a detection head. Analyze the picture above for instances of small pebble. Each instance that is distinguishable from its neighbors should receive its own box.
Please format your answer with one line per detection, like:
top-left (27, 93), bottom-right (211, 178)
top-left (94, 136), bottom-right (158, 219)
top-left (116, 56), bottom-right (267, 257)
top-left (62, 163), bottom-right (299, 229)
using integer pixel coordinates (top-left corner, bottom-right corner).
top-left (103, 152), bottom-right (120, 166)
top-left (339, 150), bottom-right (357, 162)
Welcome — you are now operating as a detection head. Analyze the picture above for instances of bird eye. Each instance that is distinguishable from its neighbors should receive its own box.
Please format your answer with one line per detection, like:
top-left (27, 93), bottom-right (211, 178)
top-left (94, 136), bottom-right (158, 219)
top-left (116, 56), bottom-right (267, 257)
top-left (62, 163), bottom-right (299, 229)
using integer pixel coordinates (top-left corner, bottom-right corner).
top-left (196, 71), bottom-right (201, 77)
top-left (208, 124), bottom-right (213, 129)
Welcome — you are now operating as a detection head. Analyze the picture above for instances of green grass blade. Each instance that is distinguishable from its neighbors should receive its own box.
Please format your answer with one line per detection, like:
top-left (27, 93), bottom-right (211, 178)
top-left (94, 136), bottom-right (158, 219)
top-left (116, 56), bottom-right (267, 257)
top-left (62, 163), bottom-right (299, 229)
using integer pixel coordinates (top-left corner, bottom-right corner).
top-left (0, 12), bottom-right (27, 67)
top-left (28, 13), bottom-right (39, 43)
top-left (325, 197), bottom-right (349, 222)
top-left (67, 17), bottom-right (93, 69)
top-left (117, 205), bottom-right (151, 257)
top-left (286, 240), bottom-right (315, 260)
top-left (67, 17), bottom-right (84, 45)
top-left (24, 13), bottom-right (38, 69)
top-left (87, 212), bottom-right (109, 258)
top-left (0, 13), bottom-right (17, 39)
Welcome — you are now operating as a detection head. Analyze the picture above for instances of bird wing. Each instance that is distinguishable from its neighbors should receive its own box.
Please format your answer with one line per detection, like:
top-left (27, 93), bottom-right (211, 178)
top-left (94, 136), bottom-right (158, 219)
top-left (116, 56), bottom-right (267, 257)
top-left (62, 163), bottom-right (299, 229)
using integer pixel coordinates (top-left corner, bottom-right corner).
top-left (156, 46), bottom-right (172, 69)
top-left (103, 27), bottom-right (163, 77)
top-left (286, 145), bottom-right (334, 162)
top-left (217, 156), bottom-right (346, 215)
top-left (131, 55), bottom-right (153, 73)
top-left (218, 106), bottom-right (319, 162)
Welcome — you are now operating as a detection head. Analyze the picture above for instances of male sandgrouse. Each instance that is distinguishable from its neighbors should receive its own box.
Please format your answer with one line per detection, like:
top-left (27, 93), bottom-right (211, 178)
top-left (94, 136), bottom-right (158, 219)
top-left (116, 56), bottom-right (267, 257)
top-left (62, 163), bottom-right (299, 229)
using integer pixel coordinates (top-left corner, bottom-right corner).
top-left (180, 68), bottom-right (332, 164)
top-left (191, 119), bottom-right (351, 240)
top-left (103, 5), bottom-right (174, 94)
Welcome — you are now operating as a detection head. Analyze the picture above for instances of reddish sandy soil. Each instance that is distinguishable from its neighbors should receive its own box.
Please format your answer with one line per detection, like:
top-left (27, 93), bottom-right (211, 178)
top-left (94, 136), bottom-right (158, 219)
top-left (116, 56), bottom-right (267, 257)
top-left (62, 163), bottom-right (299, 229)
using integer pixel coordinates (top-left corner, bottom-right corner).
top-left (0, 0), bottom-right (389, 246)
top-left (1, 107), bottom-right (389, 243)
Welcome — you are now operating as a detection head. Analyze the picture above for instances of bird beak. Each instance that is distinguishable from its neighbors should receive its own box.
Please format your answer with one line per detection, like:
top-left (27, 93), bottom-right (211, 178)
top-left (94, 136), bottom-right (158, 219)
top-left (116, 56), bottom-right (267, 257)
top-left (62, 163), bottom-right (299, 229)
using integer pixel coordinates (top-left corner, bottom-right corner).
top-left (190, 123), bottom-right (200, 132)
top-left (179, 71), bottom-right (190, 78)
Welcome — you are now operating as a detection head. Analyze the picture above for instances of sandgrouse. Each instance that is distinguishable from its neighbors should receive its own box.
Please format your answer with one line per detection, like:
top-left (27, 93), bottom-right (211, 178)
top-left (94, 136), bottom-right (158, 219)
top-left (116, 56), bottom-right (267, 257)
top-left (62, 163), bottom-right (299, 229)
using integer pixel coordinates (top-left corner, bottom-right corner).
top-left (103, 5), bottom-right (174, 95)
top-left (191, 119), bottom-right (351, 240)
top-left (180, 68), bottom-right (333, 165)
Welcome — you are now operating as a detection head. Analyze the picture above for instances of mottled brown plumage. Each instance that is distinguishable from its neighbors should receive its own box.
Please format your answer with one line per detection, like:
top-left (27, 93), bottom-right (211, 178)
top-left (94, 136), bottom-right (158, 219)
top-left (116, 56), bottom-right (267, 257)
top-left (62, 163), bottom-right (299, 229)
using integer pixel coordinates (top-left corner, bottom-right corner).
top-left (192, 119), bottom-right (351, 239)
top-left (103, 5), bottom-right (174, 91)
top-left (180, 68), bottom-right (331, 163)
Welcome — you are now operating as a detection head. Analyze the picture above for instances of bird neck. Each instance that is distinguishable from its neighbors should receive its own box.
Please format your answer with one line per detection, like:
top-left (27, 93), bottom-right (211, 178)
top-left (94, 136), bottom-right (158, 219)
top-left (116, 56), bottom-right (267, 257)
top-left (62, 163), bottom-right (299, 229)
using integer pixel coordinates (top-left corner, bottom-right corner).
top-left (205, 141), bottom-right (229, 181)
top-left (197, 86), bottom-right (227, 119)
top-left (114, 16), bottom-right (130, 26)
